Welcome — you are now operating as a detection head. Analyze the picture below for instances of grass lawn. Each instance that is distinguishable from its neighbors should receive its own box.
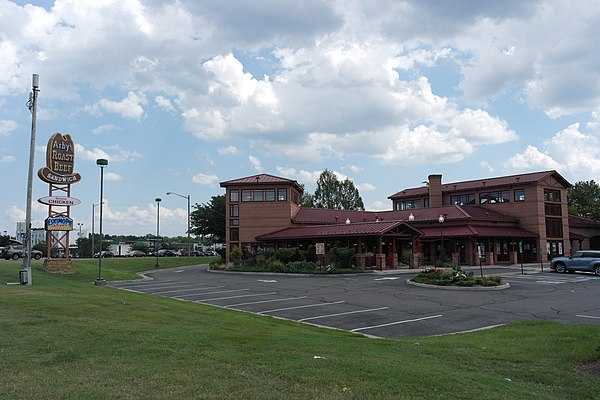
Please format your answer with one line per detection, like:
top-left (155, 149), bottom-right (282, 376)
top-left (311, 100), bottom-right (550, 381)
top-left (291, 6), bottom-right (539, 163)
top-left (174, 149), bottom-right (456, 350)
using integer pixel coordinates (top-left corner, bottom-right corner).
top-left (1, 258), bottom-right (599, 399)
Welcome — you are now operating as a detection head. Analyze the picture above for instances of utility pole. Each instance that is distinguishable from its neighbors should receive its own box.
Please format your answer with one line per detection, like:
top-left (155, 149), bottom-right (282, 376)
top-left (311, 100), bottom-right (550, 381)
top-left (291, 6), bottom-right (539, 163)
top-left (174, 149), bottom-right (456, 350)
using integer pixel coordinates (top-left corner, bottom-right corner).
top-left (22, 74), bottom-right (39, 286)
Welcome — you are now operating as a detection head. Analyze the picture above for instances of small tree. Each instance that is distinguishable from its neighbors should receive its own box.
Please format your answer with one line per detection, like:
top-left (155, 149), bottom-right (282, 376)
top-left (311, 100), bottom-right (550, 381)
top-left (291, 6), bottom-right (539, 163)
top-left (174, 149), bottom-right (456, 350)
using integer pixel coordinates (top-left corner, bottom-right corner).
top-left (311, 169), bottom-right (365, 210)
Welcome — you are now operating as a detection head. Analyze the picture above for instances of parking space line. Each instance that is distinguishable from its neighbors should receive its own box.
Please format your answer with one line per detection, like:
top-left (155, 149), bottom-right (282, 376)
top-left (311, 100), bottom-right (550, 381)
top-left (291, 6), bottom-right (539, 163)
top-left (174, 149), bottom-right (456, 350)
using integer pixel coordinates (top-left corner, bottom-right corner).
top-left (228, 296), bottom-right (308, 307)
top-left (298, 307), bottom-right (389, 322)
top-left (174, 289), bottom-right (249, 298)
top-left (112, 281), bottom-right (178, 289)
top-left (197, 292), bottom-right (278, 302)
top-left (258, 301), bottom-right (345, 315)
top-left (153, 286), bottom-right (225, 294)
top-left (351, 314), bottom-right (442, 332)
top-left (576, 314), bottom-right (600, 320)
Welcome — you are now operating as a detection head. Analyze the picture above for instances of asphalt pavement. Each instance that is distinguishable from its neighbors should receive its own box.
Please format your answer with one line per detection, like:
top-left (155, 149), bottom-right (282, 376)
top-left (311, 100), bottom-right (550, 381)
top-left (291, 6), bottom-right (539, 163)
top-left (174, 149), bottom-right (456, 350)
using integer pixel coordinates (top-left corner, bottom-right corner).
top-left (107, 264), bottom-right (600, 339)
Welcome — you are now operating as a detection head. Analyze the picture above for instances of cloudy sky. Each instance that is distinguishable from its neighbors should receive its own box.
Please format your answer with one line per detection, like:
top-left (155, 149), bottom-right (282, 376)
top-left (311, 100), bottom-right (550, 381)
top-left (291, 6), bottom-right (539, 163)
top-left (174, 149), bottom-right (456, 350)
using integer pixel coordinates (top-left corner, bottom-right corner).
top-left (1, 0), bottom-right (599, 239)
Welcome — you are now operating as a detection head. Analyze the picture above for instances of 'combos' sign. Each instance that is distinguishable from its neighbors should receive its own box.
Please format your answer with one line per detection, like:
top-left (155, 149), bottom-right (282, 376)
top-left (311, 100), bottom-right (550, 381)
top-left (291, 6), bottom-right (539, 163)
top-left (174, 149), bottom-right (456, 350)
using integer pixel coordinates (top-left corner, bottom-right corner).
top-left (38, 133), bottom-right (82, 185)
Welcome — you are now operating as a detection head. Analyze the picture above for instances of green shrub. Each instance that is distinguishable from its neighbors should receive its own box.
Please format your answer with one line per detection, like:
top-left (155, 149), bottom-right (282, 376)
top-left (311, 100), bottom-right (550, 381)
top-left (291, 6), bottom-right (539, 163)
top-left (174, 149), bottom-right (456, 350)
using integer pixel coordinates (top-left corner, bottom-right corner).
top-left (328, 247), bottom-right (356, 268)
top-left (230, 246), bottom-right (243, 262)
top-left (273, 247), bottom-right (304, 264)
top-left (414, 266), bottom-right (501, 287)
top-left (266, 259), bottom-right (286, 272)
top-left (282, 261), bottom-right (318, 273)
top-left (255, 254), bottom-right (266, 267)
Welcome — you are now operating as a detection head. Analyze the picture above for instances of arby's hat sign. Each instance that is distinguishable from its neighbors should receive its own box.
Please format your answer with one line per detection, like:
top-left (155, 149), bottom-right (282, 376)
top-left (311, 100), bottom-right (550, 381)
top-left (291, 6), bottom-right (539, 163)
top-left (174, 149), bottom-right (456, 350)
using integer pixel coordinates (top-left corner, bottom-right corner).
top-left (38, 133), bottom-right (82, 185)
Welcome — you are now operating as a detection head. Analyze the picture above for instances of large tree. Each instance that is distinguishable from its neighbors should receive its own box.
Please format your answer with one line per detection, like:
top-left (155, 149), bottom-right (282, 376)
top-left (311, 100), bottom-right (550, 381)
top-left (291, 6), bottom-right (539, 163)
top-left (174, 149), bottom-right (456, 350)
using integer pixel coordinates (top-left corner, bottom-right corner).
top-left (568, 180), bottom-right (600, 220)
top-left (311, 169), bottom-right (365, 210)
top-left (190, 195), bottom-right (226, 242)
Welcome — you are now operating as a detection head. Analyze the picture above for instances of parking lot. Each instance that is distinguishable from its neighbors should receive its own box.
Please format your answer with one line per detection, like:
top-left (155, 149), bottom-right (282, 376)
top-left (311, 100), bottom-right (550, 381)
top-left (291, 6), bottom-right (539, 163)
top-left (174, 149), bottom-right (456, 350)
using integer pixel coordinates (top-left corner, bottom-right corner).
top-left (108, 265), bottom-right (600, 338)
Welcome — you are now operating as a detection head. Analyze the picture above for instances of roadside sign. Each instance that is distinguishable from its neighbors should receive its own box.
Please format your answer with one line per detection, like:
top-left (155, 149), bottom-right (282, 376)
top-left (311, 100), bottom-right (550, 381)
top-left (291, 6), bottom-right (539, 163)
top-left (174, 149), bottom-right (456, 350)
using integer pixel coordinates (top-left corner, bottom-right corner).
top-left (316, 243), bottom-right (325, 255)
top-left (45, 216), bottom-right (74, 231)
top-left (38, 196), bottom-right (81, 206)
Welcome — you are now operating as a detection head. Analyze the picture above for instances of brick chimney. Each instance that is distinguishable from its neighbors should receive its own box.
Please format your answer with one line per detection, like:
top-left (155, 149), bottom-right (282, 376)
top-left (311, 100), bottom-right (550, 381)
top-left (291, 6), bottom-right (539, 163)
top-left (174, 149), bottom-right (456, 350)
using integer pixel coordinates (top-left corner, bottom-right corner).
top-left (428, 174), bottom-right (443, 208)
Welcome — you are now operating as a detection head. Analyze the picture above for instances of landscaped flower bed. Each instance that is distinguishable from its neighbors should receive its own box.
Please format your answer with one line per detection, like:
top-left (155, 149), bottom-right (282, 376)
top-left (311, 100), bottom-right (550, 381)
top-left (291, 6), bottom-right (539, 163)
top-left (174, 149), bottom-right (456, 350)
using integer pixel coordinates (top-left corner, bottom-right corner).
top-left (412, 266), bottom-right (502, 287)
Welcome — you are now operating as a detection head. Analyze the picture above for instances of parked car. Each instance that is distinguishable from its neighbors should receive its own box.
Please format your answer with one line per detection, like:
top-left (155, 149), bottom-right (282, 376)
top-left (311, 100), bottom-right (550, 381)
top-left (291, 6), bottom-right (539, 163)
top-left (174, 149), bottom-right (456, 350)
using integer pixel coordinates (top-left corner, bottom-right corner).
top-left (2, 245), bottom-right (43, 260)
top-left (157, 249), bottom-right (177, 257)
top-left (178, 249), bottom-right (202, 257)
top-left (93, 250), bottom-right (114, 258)
top-left (550, 250), bottom-right (600, 276)
top-left (126, 250), bottom-right (146, 257)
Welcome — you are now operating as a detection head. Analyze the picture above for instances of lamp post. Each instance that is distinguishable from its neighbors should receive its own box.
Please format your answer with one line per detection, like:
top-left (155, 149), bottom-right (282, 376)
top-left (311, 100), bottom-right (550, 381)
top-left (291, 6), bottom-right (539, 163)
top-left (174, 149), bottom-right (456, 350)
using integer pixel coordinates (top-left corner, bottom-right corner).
top-left (95, 159), bottom-right (108, 286)
top-left (155, 197), bottom-right (161, 268)
top-left (438, 214), bottom-right (445, 262)
top-left (167, 192), bottom-right (191, 257)
top-left (77, 222), bottom-right (83, 237)
top-left (91, 202), bottom-right (102, 258)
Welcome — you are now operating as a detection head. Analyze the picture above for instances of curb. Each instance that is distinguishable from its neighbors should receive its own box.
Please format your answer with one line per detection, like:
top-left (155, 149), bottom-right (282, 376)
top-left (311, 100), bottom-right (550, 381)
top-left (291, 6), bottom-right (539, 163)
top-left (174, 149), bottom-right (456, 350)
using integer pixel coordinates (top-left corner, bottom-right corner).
top-left (405, 279), bottom-right (510, 291)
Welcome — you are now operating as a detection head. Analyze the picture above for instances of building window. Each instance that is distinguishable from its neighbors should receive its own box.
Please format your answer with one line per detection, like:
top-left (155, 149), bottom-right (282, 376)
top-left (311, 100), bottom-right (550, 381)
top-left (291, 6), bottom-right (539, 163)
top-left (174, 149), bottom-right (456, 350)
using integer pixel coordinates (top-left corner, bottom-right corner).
top-left (230, 219), bottom-right (239, 226)
top-left (479, 191), bottom-right (509, 204)
top-left (450, 194), bottom-right (475, 205)
top-left (230, 189), bottom-right (239, 203)
top-left (253, 190), bottom-right (264, 202)
top-left (544, 189), bottom-right (561, 202)
top-left (278, 188), bottom-right (287, 201)
top-left (230, 204), bottom-right (239, 217)
top-left (545, 203), bottom-right (562, 216)
top-left (265, 189), bottom-right (275, 201)
top-left (395, 199), bottom-right (422, 210)
top-left (230, 228), bottom-right (239, 242)
top-left (514, 189), bottom-right (525, 202)
top-left (545, 218), bottom-right (563, 238)
top-left (242, 190), bottom-right (252, 202)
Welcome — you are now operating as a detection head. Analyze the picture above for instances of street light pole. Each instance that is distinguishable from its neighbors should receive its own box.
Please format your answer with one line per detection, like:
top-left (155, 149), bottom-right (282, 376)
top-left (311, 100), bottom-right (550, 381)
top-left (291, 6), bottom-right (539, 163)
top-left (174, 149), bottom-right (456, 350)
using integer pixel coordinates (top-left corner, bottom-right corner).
top-left (155, 198), bottom-right (161, 268)
top-left (91, 202), bottom-right (104, 258)
top-left (438, 214), bottom-right (445, 263)
top-left (167, 192), bottom-right (191, 257)
top-left (95, 159), bottom-right (108, 286)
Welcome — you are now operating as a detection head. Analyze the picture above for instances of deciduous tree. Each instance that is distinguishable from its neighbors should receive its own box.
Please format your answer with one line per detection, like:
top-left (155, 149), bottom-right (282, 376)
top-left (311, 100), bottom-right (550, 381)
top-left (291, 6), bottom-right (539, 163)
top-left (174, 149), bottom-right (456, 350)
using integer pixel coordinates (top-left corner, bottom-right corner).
top-left (311, 169), bottom-right (365, 211)
top-left (190, 195), bottom-right (226, 242)
top-left (568, 180), bottom-right (600, 220)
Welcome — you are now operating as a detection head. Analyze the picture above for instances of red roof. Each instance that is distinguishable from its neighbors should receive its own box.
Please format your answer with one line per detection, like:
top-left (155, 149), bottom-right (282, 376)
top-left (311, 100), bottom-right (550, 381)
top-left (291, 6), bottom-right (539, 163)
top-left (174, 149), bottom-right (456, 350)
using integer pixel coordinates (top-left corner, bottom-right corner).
top-left (220, 173), bottom-right (302, 191)
top-left (256, 221), bottom-right (420, 240)
top-left (292, 205), bottom-right (517, 224)
top-left (389, 170), bottom-right (571, 199)
top-left (569, 215), bottom-right (600, 227)
top-left (400, 225), bottom-right (537, 239)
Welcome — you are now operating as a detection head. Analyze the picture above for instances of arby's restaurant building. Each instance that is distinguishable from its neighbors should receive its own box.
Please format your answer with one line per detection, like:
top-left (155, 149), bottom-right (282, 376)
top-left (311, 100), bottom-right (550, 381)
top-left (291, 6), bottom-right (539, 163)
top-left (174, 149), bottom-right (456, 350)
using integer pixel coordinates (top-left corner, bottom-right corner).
top-left (220, 170), bottom-right (600, 269)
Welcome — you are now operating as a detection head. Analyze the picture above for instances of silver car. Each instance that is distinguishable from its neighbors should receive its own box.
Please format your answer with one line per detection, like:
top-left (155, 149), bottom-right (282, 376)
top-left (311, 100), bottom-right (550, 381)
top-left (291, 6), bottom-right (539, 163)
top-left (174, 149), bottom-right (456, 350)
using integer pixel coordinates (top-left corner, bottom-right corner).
top-left (550, 250), bottom-right (600, 276)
